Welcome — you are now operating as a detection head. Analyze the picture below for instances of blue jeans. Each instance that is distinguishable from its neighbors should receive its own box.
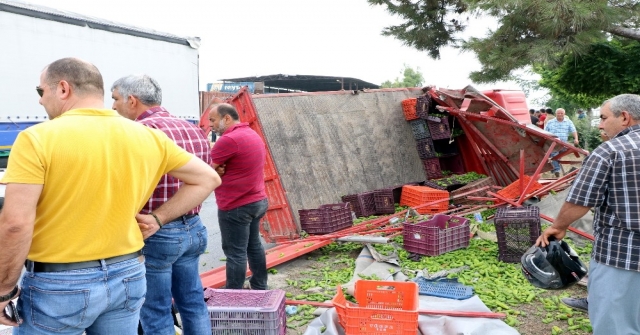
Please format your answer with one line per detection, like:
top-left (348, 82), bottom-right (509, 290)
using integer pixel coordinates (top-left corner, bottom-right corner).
top-left (139, 214), bottom-right (210, 335)
top-left (15, 257), bottom-right (145, 335)
top-left (218, 199), bottom-right (269, 290)
top-left (550, 151), bottom-right (561, 173)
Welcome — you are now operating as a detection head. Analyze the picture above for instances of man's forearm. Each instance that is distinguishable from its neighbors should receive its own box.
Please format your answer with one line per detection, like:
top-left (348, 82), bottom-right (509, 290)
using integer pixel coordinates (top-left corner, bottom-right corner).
top-left (0, 220), bottom-right (33, 293)
top-left (151, 183), bottom-right (215, 224)
top-left (573, 131), bottom-right (579, 141)
top-left (553, 202), bottom-right (591, 231)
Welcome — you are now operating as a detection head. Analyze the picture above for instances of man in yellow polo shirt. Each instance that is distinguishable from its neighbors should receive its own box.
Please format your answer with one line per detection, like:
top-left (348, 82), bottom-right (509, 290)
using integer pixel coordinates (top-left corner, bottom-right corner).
top-left (0, 58), bottom-right (220, 334)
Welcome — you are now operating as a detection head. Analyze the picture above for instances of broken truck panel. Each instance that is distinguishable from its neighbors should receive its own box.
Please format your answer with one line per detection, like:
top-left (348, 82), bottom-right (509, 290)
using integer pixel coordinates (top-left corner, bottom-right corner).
top-left (428, 86), bottom-right (588, 187)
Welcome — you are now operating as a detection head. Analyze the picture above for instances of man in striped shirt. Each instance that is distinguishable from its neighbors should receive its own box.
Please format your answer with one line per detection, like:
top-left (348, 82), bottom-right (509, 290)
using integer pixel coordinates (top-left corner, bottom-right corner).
top-left (536, 94), bottom-right (640, 334)
top-left (112, 75), bottom-right (216, 335)
top-left (209, 103), bottom-right (268, 290)
top-left (545, 108), bottom-right (579, 177)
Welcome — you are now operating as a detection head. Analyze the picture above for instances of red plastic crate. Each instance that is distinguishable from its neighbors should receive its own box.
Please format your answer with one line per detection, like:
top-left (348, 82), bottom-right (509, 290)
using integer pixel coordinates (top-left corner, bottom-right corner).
top-left (342, 191), bottom-right (376, 217)
top-left (403, 214), bottom-right (470, 256)
top-left (401, 98), bottom-right (418, 121)
top-left (427, 116), bottom-right (451, 140)
top-left (299, 203), bottom-right (353, 235)
top-left (496, 175), bottom-right (543, 200)
top-left (422, 157), bottom-right (443, 180)
top-left (373, 188), bottom-right (395, 215)
top-left (204, 288), bottom-right (286, 335)
top-left (333, 280), bottom-right (419, 335)
top-left (399, 185), bottom-right (449, 214)
top-left (416, 137), bottom-right (436, 159)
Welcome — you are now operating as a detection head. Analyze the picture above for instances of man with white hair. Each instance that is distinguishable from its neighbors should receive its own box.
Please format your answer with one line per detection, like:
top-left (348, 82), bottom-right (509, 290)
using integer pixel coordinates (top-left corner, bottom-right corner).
top-left (545, 108), bottom-right (579, 177)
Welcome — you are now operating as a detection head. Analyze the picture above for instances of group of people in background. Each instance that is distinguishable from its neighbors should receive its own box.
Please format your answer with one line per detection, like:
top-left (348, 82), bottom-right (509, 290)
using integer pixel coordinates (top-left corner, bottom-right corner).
top-left (0, 57), bottom-right (269, 335)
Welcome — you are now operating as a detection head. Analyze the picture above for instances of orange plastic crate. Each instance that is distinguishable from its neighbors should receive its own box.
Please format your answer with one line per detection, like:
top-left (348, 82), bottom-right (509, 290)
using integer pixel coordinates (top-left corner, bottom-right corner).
top-left (333, 280), bottom-right (419, 335)
top-left (399, 185), bottom-right (449, 214)
top-left (401, 98), bottom-right (418, 121)
top-left (496, 175), bottom-right (543, 200)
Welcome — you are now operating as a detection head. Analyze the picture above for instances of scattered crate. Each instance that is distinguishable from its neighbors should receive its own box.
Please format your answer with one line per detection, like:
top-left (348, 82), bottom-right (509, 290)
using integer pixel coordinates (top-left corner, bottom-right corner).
top-left (416, 137), bottom-right (436, 159)
top-left (409, 119), bottom-right (431, 140)
top-left (204, 288), bottom-right (286, 335)
top-left (416, 95), bottom-right (431, 119)
top-left (494, 206), bottom-right (541, 263)
top-left (403, 214), bottom-right (470, 256)
top-left (414, 277), bottom-right (474, 300)
top-left (451, 177), bottom-right (496, 205)
top-left (401, 98), bottom-right (418, 121)
top-left (422, 157), bottom-right (443, 179)
top-left (333, 280), bottom-right (419, 335)
top-left (427, 116), bottom-right (452, 140)
top-left (342, 191), bottom-right (376, 217)
top-left (496, 175), bottom-right (543, 200)
top-left (373, 188), bottom-right (395, 215)
top-left (399, 185), bottom-right (449, 214)
top-left (299, 203), bottom-right (352, 235)
top-left (420, 179), bottom-right (446, 191)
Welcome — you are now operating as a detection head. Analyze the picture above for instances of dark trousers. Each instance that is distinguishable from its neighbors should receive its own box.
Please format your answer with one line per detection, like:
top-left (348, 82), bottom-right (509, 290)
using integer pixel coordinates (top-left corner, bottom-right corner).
top-left (218, 199), bottom-right (269, 290)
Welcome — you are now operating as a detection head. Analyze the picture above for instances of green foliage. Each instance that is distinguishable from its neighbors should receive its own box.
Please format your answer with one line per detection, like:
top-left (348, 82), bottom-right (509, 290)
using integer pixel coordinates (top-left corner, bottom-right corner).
top-left (369, 0), bottom-right (640, 83)
top-left (571, 115), bottom-right (603, 152)
top-left (381, 64), bottom-right (425, 88)
top-left (537, 39), bottom-right (640, 107)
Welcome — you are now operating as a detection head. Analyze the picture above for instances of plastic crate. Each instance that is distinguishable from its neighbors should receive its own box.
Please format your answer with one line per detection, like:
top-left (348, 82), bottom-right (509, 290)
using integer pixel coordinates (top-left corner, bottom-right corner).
top-left (494, 206), bottom-right (541, 263)
top-left (416, 95), bottom-right (431, 119)
top-left (401, 98), bottom-right (418, 121)
top-left (342, 191), bottom-right (376, 217)
top-left (403, 214), bottom-right (470, 256)
top-left (333, 280), bottom-right (419, 335)
top-left (427, 116), bottom-right (452, 140)
top-left (399, 185), bottom-right (449, 214)
top-left (299, 203), bottom-right (353, 235)
top-left (414, 277), bottom-right (474, 300)
top-left (496, 175), bottom-right (543, 200)
top-left (373, 188), bottom-right (395, 215)
top-left (422, 157), bottom-right (443, 180)
top-left (415, 137), bottom-right (436, 159)
top-left (409, 119), bottom-right (431, 140)
top-left (451, 177), bottom-right (496, 205)
top-left (204, 288), bottom-right (286, 335)
top-left (420, 179), bottom-right (446, 190)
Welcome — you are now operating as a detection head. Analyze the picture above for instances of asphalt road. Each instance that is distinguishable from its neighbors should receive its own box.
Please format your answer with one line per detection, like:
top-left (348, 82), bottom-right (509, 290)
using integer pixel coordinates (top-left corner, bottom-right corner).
top-left (197, 192), bottom-right (226, 273)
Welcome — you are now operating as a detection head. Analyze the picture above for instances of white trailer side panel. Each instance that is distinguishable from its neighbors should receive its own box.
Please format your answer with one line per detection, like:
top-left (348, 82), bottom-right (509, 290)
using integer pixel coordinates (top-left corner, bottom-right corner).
top-left (0, 11), bottom-right (199, 121)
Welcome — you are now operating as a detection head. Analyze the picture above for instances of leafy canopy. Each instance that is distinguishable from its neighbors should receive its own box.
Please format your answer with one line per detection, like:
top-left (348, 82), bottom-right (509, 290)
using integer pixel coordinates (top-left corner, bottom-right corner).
top-left (381, 64), bottom-right (425, 88)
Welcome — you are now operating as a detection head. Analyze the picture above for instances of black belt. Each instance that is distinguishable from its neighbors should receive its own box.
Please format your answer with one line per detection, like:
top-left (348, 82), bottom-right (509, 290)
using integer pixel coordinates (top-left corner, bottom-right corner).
top-left (26, 250), bottom-right (143, 273)
top-left (165, 213), bottom-right (198, 224)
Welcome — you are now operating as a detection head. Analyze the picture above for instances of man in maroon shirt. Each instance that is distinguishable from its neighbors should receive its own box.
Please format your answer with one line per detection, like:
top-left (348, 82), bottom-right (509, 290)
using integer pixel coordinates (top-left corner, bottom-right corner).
top-left (209, 103), bottom-right (269, 290)
top-left (112, 74), bottom-right (218, 334)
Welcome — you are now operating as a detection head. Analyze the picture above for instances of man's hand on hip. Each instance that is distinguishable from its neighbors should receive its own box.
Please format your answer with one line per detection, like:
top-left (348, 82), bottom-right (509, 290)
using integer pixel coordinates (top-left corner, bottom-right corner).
top-left (136, 214), bottom-right (160, 240)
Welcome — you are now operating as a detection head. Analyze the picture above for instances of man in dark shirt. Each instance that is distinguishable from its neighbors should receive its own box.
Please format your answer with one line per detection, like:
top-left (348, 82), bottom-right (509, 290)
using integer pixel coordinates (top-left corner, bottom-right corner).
top-left (536, 94), bottom-right (640, 334)
top-left (209, 103), bottom-right (269, 290)
top-left (529, 108), bottom-right (539, 125)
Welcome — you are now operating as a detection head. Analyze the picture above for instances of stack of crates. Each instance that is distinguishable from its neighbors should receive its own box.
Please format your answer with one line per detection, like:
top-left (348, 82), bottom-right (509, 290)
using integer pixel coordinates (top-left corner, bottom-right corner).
top-left (204, 288), bottom-right (286, 335)
top-left (333, 280), bottom-right (419, 335)
top-left (399, 185), bottom-right (449, 214)
top-left (298, 203), bottom-right (353, 235)
top-left (342, 191), bottom-right (376, 217)
top-left (494, 206), bottom-right (541, 263)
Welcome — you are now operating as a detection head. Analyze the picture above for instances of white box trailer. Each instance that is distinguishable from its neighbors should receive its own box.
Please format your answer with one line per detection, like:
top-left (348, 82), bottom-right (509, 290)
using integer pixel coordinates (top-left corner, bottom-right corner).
top-left (0, 0), bottom-right (201, 164)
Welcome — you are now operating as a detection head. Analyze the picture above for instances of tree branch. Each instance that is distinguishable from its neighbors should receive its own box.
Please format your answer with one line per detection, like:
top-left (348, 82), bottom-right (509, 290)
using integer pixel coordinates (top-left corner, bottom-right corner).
top-left (605, 26), bottom-right (640, 41)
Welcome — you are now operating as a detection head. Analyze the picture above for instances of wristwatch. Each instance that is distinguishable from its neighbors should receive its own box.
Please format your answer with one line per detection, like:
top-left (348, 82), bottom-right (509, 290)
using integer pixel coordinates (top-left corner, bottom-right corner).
top-left (0, 285), bottom-right (18, 302)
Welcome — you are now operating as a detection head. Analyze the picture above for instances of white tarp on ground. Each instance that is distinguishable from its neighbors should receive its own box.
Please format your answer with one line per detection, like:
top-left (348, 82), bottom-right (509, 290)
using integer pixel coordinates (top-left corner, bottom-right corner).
top-left (303, 246), bottom-right (519, 335)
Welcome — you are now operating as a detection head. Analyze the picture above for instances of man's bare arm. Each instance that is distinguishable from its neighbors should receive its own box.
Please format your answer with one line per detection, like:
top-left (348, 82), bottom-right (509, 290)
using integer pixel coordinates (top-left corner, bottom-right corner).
top-left (0, 183), bottom-right (42, 292)
top-left (536, 201), bottom-right (590, 247)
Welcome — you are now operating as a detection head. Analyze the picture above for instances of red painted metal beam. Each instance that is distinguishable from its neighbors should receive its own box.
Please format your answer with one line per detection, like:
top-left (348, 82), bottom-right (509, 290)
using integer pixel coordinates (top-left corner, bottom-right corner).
top-left (539, 214), bottom-right (595, 241)
top-left (517, 142), bottom-right (557, 206)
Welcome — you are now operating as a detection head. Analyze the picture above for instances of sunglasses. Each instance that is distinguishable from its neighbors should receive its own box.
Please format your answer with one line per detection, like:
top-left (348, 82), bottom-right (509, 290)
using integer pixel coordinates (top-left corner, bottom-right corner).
top-left (36, 86), bottom-right (44, 97)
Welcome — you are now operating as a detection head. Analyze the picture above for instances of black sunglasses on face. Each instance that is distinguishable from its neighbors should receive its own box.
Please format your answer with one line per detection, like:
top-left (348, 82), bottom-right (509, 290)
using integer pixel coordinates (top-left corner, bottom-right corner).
top-left (36, 87), bottom-right (44, 97)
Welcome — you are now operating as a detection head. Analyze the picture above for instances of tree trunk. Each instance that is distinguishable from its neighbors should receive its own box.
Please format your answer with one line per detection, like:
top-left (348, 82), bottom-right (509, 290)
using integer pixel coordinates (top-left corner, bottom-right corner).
top-left (606, 26), bottom-right (640, 41)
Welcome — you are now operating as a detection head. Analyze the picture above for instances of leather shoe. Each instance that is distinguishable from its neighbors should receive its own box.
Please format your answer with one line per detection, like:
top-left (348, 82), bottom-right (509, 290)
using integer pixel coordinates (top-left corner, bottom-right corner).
top-left (561, 297), bottom-right (588, 312)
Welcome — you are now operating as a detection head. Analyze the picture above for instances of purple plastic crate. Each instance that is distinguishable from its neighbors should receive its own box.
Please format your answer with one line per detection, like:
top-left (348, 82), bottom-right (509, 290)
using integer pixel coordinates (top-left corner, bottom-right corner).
top-left (416, 137), bottom-right (436, 159)
top-left (416, 95), bottom-right (431, 119)
top-left (427, 117), bottom-right (452, 140)
top-left (204, 288), bottom-right (286, 335)
top-left (422, 158), bottom-right (443, 180)
top-left (409, 119), bottom-right (431, 140)
top-left (494, 206), bottom-right (541, 263)
top-left (403, 214), bottom-right (470, 256)
top-left (342, 191), bottom-right (376, 217)
top-left (373, 188), bottom-right (395, 215)
top-left (299, 203), bottom-right (353, 235)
